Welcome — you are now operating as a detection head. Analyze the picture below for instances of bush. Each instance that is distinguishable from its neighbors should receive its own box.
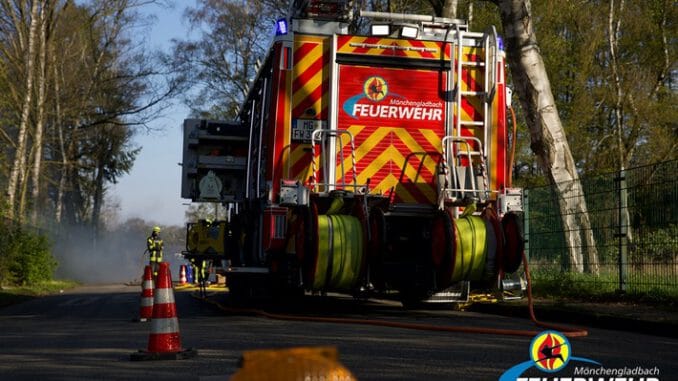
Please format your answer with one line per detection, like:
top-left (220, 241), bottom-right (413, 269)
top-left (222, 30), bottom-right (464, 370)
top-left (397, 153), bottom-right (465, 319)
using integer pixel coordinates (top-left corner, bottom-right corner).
top-left (0, 223), bottom-right (56, 286)
top-left (632, 224), bottom-right (678, 264)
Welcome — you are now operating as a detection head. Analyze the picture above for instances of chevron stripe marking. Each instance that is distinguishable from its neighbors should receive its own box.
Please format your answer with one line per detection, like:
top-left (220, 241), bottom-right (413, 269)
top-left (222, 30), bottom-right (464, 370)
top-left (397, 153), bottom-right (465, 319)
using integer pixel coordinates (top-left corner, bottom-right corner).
top-left (391, 128), bottom-right (438, 174)
top-left (337, 36), bottom-right (447, 60)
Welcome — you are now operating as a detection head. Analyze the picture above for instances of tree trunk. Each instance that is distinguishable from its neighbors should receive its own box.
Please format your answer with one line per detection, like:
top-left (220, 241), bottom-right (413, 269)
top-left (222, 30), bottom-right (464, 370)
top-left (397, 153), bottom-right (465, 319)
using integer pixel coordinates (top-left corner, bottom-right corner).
top-left (6, 1), bottom-right (40, 222)
top-left (30, 1), bottom-right (50, 226)
top-left (54, 63), bottom-right (67, 224)
top-left (92, 157), bottom-right (105, 238)
top-left (607, 0), bottom-right (633, 247)
top-left (91, 128), bottom-right (110, 239)
top-left (497, 0), bottom-right (599, 274)
top-left (442, 0), bottom-right (459, 19)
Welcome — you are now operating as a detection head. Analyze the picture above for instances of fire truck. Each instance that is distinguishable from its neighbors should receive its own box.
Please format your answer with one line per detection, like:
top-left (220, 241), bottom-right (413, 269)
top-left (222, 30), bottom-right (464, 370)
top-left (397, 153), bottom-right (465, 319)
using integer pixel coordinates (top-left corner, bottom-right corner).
top-left (180, 0), bottom-right (525, 304)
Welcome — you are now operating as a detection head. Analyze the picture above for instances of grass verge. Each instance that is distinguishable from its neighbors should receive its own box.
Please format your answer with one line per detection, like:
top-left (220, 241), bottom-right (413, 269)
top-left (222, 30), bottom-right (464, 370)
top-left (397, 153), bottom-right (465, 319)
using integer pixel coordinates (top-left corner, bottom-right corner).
top-left (0, 280), bottom-right (79, 308)
top-left (529, 270), bottom-right (678, 309)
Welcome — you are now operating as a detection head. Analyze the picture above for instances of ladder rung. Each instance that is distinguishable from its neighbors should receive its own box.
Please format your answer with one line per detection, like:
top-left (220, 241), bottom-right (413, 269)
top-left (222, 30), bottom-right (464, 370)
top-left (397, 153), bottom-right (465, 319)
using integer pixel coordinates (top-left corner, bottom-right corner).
top-left (460, 61), bottom-right (485, 67)
top-left (461, 90), bottom-right (484, 96)
top-left (456, 150), bottom-right (483, 156)
top-left (459, 120), bottom-right (484, 127)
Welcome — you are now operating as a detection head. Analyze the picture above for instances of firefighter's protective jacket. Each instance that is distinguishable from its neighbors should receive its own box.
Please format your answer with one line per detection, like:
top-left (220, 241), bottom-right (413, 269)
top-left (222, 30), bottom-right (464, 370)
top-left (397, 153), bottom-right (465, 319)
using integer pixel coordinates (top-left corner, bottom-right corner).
top-left (147, 234), bottom-right (164, 263)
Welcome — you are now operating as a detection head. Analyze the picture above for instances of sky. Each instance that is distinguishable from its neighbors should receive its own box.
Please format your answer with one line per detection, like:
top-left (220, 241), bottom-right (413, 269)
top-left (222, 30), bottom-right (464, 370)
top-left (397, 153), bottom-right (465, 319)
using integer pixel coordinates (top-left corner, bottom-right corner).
top-left (110, 2), bottom-right (191, 227)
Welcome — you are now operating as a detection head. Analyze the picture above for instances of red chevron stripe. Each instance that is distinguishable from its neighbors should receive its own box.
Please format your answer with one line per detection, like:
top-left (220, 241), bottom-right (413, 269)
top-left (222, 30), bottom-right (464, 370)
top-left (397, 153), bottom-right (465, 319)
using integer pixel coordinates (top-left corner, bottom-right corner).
top-left (463, 67), bottom-right (482, 92)
top-left (408, 40), bottom-right (436, 59)
top-left (290, 150), bottom-right (313, 181)
top-left (294, 42), bottom-right (317, 64)
top-left (393, 181), bottom-right (434, 204)
top-left (336, 35), bottom-right (352, 51)
top-left (337, 131), bottom-right (439, 190)
top-left (293, 54), bottom-right (323, 91)
top-left (461, 98), bottom-right (481, 121)
top-left (293, 83), bottom-right (325, 118)
top-left (350, 36), bottom-right (381, 54)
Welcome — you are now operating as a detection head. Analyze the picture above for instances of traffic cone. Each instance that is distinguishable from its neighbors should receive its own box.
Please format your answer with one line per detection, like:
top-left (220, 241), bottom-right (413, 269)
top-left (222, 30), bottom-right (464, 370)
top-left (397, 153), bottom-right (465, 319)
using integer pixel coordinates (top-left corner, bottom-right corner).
top-left (179, 265), bottom-right (187, 285)
top-left (135, 265), bottom-right (154, 322)
top-left (130, 262), bottom-right (197, 361)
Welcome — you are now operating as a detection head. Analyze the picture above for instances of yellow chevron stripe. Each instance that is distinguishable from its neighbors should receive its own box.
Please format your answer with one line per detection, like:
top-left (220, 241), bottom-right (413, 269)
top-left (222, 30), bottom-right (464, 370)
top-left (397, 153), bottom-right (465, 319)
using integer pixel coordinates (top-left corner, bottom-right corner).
top-left (338, 126), bottom-right (388, 173)
top-left (420, 128), bottom-right (442, 152)
top-left (461, 97), bottom-right (484, 123)
top-left (357, 146), bottom-right (403, 183)
top-left (391, 128), bottom-right (437, 174)
top-left (292, 44), bottom-right (324, 110)
top-left (346, 125), bottom-right (388, 165)
top-left (333, 133), bottom-right (440, 203)
top-left (338, 37), bottom-right (445, 60)
top-left (289, 145), bottom-right (307, 170)
top-left (374, 174), bottom-right (419, 203)
top-left (337, 126), bottom-right (442, 178)
top-left (419, 182), bottom-right (437, 203)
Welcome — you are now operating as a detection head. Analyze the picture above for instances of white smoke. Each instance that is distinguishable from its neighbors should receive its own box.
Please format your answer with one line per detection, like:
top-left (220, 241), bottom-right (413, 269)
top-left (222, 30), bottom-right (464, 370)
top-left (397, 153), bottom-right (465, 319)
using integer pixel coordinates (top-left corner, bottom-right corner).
top-left (52, 222), bottom-right (185, 284)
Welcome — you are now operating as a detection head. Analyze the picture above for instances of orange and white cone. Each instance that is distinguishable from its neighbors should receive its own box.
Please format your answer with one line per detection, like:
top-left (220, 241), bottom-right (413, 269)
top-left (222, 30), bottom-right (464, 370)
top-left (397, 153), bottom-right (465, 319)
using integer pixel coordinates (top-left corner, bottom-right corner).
top-left (136, 265), bottom-right (154, 322)
top-left (130, 262), bottom-right (197, 361)
top-left (179, 265), bottom-right (187, 285)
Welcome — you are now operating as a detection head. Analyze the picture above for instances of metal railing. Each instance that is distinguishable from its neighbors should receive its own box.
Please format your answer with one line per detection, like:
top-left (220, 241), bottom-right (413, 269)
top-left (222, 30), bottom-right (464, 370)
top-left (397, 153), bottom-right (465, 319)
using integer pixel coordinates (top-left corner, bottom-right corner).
top-left (525, 160), bottom-right (677, 295)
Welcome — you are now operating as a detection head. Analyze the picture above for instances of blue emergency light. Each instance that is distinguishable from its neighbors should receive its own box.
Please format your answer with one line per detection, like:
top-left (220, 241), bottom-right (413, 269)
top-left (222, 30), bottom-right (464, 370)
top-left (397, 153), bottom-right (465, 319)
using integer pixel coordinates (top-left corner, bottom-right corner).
top-left (276, 18), bottom-right (288, 35)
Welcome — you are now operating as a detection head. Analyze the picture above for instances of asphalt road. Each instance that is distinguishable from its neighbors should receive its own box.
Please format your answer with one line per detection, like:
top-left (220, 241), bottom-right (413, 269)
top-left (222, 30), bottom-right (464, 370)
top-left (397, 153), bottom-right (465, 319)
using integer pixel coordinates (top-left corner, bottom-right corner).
top-left (0, 284), bottom-right (676, 380)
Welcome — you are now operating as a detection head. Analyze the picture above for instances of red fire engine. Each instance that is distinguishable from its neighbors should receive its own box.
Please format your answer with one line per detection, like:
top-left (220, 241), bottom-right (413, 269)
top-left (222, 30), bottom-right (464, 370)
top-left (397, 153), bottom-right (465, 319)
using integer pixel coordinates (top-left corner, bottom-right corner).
top-left (180, 1), bottom-right (525, 304)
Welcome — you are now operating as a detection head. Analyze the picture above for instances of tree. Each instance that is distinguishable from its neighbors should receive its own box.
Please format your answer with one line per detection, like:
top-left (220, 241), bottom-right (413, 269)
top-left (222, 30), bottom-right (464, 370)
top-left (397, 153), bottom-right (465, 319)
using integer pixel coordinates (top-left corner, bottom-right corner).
top-left (1, 0), bottom-right (183, 231)
top-left (172, 0), bottom-right (288, 118)
top-left (88, 123), bottom-right (140, 237)
top-left (492, 0), bottom-right (599, 273)
top-left (529, 0), bottom-right (676, 173)
top-left (3, 0), bottom-right (40, 222)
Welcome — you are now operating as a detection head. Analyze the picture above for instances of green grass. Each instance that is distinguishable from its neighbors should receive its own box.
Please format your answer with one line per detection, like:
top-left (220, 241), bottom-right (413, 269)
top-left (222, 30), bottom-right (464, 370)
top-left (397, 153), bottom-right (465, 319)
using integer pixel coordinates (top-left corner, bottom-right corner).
top-left (529, 269), bottom-right (678, 307)
top-left (0, 280), bottom-right (79, 308)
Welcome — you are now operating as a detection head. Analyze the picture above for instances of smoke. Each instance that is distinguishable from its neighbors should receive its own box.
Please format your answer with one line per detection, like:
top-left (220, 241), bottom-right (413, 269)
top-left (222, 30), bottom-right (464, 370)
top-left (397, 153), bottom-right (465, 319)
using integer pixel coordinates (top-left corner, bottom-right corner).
top-left (51, 223), bottom-right (185, 284)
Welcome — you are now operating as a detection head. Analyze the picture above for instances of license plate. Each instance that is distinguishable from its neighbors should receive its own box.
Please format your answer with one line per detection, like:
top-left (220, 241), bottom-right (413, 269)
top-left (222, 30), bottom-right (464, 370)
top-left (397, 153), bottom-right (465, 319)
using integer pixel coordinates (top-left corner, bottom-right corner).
top-left (292, 119), bottom-right (325, 143)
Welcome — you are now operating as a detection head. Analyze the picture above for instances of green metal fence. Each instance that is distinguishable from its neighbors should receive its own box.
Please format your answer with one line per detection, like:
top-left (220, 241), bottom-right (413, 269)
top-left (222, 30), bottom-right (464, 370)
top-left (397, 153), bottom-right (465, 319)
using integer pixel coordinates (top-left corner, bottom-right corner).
top-left (525, 160), bottom-right (677, 295)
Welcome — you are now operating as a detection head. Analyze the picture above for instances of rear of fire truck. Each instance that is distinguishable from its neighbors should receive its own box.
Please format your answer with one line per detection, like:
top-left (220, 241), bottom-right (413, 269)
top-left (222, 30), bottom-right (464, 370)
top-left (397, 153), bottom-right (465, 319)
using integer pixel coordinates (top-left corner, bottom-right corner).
top-left (180, 0), bottom-right (525, 304)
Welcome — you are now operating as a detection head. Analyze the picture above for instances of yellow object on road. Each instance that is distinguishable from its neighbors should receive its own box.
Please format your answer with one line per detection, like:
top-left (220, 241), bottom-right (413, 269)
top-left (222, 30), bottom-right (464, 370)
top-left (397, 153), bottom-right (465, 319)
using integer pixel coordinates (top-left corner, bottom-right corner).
top-left (230, 346), bottom-right (356, 381)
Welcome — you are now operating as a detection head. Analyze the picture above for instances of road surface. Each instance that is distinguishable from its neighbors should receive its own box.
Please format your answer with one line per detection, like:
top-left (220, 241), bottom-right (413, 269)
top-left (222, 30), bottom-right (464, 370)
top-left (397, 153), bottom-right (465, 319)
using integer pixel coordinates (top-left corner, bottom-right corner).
top-left (0, 284), bottom-right (676, 380)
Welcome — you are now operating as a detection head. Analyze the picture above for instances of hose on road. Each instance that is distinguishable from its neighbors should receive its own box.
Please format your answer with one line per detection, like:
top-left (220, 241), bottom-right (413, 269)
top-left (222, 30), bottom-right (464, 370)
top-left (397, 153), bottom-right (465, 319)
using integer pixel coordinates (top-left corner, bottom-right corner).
top-left (193, 251), bottom-right (588, 338)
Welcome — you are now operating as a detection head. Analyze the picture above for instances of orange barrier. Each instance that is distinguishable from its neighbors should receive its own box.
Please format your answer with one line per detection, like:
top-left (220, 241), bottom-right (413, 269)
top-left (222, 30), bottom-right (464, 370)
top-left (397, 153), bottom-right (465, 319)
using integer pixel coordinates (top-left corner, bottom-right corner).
top-left (131, 262), bottom-right (197, 361)
top-left (136, 265), bottom-right (154, 322)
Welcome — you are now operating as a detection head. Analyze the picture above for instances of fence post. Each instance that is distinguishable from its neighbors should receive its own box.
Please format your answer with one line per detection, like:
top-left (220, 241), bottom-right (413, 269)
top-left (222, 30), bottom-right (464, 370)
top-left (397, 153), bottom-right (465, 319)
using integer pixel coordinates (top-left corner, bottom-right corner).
top-left (615, 169), bottom-right (628, 292)
top-left (523, 189), bottom-right (529, 263)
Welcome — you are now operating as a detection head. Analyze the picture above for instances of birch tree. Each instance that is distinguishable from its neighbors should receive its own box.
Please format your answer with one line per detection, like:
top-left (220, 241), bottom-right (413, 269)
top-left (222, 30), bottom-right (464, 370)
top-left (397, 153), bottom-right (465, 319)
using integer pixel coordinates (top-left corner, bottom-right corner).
top-left (493, 0), bottom-right (599, 273)
top-left (4, 0), bottom-right (40, 222)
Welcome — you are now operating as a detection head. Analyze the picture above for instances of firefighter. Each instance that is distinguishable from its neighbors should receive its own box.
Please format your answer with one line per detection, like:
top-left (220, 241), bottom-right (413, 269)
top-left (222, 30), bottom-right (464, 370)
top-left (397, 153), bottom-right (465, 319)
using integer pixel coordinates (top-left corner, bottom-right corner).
top-left (146, 226), bottom-right (164, 277)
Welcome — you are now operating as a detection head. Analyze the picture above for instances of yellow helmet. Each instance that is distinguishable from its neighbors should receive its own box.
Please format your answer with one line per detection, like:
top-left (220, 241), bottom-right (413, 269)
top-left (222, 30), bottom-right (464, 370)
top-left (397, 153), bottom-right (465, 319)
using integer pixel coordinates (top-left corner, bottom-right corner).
top-left (152, 226), bottom-right (161, 233)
